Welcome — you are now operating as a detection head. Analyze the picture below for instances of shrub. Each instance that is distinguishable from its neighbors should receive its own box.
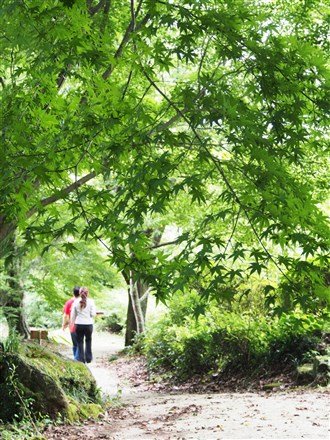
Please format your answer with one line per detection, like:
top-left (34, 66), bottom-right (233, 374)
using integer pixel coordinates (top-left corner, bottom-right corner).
top-left (143, 307), bottom-right (325, 381)
top-left (95, 313), bottom-right (124, 333)
top-left (25, 297), bottom-right (61, 329)
top-left (265, 313), bottom-right (322, 365)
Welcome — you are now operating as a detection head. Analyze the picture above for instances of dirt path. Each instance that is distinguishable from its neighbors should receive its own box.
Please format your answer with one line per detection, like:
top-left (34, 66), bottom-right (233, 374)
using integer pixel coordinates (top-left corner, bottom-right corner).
top-left (46, 332), bottom-right (330, 440)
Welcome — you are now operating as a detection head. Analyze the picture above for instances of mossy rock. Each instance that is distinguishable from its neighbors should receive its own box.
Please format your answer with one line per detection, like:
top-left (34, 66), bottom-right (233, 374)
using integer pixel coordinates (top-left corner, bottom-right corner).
top-left (0, 342), bottom-right (100, 423)
top-left (67, 401), bottom-right (103, 422)
top-left (66, 394), bottom-right (103, 423)
top-left (313, 355), bottom-right (330, 385)
top-left (67, 403), bottom-right (80, 422)
top-left (22, 342), bottom-right (100, 402)
top-left (0, 352), bottom-right (68, 422)
top-left (80, 403), bottom-right (103, 419)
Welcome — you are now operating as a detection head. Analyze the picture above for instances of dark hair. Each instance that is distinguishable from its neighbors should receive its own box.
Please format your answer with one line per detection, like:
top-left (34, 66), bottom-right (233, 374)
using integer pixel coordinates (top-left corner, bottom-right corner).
top-left (79, 286), bottom-right (88, 309)
top-left (73, 286), bottom-right (80, 297)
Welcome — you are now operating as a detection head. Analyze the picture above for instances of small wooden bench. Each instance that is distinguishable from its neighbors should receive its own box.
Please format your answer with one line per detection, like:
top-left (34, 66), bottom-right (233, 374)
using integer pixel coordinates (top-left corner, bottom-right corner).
top-left (30, 328), bottom-right (48, 344)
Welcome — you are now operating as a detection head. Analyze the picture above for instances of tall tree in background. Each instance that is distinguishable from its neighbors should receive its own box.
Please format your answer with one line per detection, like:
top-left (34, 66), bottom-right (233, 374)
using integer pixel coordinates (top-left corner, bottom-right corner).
top-left (0, 0), bottom-right (329, 337)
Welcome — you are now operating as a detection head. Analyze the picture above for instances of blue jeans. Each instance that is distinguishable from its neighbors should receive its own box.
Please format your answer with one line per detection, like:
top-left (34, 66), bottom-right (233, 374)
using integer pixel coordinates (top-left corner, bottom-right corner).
top-left (70, 331), bottom-right (79, 360)
top-left (76, 324), bottom-right (93, 363)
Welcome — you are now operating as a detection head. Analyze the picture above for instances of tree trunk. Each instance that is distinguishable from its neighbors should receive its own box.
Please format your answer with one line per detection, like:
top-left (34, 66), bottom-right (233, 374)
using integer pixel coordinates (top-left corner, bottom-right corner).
top-left (3, 294), bottom-right (30, 339)
top-left (0, 219), bottom-right (16, 258)
top-left (123, 228), bottom-right (164, 346)
top-left (129, 271), bottom-right (145, 333)
top-left (125, 278), bottom-right (149, 346)
top-left (2, 237), bottom-right (30, 338)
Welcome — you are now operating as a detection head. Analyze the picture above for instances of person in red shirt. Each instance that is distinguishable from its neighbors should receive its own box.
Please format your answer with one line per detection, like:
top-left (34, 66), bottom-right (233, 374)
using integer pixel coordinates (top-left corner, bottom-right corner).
top-left (62, 286), bottom-right (80, 360)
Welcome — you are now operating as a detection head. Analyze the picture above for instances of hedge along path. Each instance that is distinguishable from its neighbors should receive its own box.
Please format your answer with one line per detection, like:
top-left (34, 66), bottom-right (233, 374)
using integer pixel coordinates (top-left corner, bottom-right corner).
top-left (45, 330), bottom-right (330, 440)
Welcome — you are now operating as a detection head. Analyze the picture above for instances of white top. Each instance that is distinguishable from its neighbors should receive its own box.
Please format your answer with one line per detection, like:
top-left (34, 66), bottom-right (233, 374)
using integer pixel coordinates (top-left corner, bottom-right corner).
top-left (71, 297), bottom-right (96, 325)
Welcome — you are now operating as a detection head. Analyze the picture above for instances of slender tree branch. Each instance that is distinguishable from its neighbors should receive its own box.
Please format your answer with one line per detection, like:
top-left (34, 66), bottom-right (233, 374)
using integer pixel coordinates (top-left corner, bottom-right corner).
top-left (100, 0), bottom-right (111, 32)
top-left (102, 12), bottom-right (150, 80)
top-left (224, 207), bottom-right (241, 254)
top-left (130, 0), bottom-right (136, 31)
top-left (197, 36), bottom-right (212, 92)
top-left (26, 172), bottom-right (96, 219)
top-left (151, 239), bottom-right (180, 249)
top-left (121, 70), bottom-right (133, 100)
top-left (147, 112), bottom-right (182, 136)
top-left (89, 0), bottom-right (105, 15)
top-left (139, 286), bottom-right (151, 302)
top-left (74, 166), bottom-right (112, 252)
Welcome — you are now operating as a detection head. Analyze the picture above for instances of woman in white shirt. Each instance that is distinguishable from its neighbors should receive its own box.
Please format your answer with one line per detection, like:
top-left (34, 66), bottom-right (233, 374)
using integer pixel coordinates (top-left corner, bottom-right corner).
top-left (70, 286), bottom-right (96, 363)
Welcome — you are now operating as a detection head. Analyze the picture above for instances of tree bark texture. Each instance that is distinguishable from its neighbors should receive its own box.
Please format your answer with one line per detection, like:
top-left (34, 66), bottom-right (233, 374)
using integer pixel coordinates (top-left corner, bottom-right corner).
top-left (128, 271), bottom-right (146, 331)
top-left (124, 228), bottom-right (164, 346)
top-left (125, 278), bottom-right (149, 346)
top-left (2, 237), bottom-right (30, 338)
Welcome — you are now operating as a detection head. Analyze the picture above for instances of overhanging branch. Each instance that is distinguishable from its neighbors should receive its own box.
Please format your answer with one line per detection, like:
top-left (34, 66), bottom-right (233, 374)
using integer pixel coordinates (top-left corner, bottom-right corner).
top-left (26, 171), bottom-right (96, 219)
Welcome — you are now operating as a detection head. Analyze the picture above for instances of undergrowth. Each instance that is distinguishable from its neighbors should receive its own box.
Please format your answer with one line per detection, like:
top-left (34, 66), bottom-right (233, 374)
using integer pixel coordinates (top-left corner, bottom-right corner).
top-left (142, 293), bottom-right (328, 382)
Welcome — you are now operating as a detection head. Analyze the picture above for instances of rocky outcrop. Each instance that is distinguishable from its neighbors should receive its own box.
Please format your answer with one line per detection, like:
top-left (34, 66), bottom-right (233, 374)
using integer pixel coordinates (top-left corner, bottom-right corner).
top-left (0, 342), bottom-right (100, 422)
top-left (0, 353), bottom-right (68, 421)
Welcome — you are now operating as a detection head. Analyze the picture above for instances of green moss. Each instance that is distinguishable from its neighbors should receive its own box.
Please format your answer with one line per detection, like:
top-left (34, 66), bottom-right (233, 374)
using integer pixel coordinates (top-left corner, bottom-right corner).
top-left (66, 403), bottom-right (80, 422)
top-left (262, 382), bottom-right (283, 390)
top-left (297, 363), bottom-right (314, 375)
top-left (66, 402), bottom-right (103, 422)
top-left (79, 403), bottom-right (103, 419)
top-left (296, 363), bottom-right (316, 384)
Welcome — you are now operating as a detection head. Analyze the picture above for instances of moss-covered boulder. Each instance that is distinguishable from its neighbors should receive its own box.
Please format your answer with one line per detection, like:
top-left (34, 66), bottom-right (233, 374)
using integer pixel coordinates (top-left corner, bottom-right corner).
top-left (296, 354), bottom-right (330, 385)
top-left (0, 352), bottom-right (68, 421)
top-left (0, 342), bottom-right (100, 423)
top-left (313, 355), bottom-right (329, 374)
top-left (22, 343), bottom-right (99, 402)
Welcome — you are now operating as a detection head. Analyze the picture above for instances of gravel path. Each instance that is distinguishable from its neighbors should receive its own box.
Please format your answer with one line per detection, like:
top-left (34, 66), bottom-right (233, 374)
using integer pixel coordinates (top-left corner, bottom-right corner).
top-left (46, 331), bottom-right (330, 440)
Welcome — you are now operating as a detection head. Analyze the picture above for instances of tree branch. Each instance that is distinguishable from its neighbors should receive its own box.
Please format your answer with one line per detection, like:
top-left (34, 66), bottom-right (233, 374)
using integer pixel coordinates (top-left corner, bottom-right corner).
top-left (102, 12), bottom-right (150, 80)
top-left (88, 0), bottom-right (105, 15)
top-left (151, 239), bottom-right (180, 249)
top-left (26, 171), bottom-right (96, 219)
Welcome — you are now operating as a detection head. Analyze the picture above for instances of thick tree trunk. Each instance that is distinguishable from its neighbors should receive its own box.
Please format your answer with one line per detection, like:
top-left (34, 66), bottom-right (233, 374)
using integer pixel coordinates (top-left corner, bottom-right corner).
top-left (2, 237), bottom-right (30, 339)
top-left (0, 220), bottom-right (16, 258)
top-left (3, 294), bottom-right (30, 339)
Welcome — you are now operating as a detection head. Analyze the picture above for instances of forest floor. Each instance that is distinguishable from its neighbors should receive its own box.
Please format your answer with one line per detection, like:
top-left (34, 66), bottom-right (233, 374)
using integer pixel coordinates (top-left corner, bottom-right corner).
top-left (44, 332), bottom-right (330, 440)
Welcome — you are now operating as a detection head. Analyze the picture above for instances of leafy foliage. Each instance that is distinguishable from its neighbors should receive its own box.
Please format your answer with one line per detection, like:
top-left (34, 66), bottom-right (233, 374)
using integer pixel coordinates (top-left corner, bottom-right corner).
top-left (23, 241), bottom-right (123, 309)
top-left (0, 0), bottom-right (329, 315)
top-left (143, 291), bottom-right (326, 380)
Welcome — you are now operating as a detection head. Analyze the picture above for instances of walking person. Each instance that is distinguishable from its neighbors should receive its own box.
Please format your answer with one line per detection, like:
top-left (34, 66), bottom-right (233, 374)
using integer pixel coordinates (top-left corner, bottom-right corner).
top-left (62, 286), bottom-right (80, 361)
top-left (70, 286), bottom-right (96, 364)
